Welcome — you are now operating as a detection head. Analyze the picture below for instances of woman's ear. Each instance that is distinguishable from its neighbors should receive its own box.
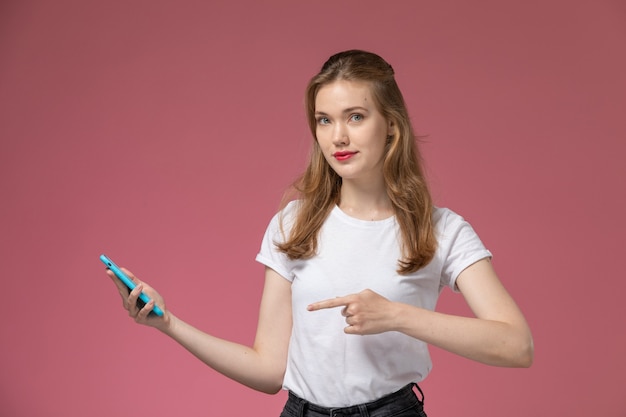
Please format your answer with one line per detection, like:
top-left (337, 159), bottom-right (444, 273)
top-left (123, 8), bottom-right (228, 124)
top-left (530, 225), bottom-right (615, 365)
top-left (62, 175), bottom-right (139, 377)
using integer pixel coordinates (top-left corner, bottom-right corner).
top-left (387, 120), bottom-right (395, 137)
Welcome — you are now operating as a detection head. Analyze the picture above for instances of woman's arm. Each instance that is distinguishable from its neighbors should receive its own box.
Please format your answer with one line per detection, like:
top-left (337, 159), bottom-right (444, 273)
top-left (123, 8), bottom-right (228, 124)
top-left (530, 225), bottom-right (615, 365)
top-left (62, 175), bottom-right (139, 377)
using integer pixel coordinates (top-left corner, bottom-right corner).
top-left (109, 267), bottom-right (292, 393)
top-left (308, 258), bottom-right (533, 368)
top-left (396, 258), bottom-right (533, 367)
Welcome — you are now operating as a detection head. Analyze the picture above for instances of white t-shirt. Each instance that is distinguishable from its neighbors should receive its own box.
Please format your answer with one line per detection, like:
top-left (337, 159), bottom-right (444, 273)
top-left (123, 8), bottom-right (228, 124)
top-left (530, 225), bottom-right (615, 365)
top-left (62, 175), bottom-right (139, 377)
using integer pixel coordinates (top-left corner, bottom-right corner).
top-left (255, 202), bottom-right (492, 407)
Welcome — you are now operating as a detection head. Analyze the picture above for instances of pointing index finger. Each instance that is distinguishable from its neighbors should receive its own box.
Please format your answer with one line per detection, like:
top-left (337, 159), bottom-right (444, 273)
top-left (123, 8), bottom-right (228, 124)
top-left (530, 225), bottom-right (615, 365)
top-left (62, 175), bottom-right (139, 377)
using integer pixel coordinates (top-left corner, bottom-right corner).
top-left (307, 296), bottom-right (349, 311)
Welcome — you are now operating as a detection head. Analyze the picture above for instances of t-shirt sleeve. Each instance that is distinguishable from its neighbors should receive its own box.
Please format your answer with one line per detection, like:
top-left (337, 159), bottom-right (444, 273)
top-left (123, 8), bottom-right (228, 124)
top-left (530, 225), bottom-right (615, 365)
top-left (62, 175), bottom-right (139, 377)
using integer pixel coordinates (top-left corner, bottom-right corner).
top-left (255, 204), bottom-right (296, 282)
top-left (438, 209), bottom-right (492, 292)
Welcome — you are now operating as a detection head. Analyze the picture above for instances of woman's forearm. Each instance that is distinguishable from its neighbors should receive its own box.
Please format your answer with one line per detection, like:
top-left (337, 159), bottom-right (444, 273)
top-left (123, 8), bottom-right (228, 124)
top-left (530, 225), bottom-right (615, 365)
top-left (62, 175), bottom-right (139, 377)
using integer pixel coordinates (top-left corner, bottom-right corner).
top-left (155, 270), bottom-right (292, 394)
top-left (393, 303), bottom-right (534, 367)
top-left (160, 313), bottom-right (285, 394)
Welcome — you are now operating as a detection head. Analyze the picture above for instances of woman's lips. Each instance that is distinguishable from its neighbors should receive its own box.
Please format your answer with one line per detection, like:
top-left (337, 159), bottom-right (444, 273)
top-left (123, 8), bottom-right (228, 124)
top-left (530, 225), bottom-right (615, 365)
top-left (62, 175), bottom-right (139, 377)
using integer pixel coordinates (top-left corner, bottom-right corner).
top-left (333, 151), bottom-right (357, 161)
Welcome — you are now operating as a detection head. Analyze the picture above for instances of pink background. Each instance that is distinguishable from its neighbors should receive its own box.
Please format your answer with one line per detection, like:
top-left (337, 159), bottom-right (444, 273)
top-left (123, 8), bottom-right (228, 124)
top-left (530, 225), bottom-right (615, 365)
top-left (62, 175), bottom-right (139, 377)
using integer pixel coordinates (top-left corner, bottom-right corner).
top-left (1, 1), bottom-right (625, 415)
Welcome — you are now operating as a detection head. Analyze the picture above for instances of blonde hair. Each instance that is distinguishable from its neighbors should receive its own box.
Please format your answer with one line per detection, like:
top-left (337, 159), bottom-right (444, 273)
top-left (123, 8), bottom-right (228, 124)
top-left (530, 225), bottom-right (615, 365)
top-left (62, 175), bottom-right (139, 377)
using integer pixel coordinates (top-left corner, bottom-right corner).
top-left (277, 50), bottom-right (437, 274)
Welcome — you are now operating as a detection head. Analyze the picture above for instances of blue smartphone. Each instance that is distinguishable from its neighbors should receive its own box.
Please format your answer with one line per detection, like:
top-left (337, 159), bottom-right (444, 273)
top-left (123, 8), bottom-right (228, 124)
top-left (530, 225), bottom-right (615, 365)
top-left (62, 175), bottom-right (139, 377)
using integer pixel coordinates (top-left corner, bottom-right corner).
top-left (100, 254), bottom-right (164, 317)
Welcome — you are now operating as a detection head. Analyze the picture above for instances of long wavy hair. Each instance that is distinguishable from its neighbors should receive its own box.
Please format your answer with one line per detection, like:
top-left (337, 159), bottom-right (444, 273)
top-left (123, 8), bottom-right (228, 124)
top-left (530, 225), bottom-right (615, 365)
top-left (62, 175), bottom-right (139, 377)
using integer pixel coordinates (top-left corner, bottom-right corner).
top-left (277, 50), bottom-right (437, 274)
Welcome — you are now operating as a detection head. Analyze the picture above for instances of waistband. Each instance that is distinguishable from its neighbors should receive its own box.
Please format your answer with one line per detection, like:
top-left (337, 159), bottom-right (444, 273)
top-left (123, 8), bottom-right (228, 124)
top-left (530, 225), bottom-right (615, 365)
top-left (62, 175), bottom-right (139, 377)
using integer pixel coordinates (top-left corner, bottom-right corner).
top-left (284, 383), bottom-right (425, 417)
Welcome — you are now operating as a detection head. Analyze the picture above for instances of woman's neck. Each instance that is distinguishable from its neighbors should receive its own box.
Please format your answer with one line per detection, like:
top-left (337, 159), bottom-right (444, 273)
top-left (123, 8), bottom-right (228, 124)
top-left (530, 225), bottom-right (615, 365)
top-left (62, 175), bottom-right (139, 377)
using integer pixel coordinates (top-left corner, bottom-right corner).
top-left (338, 180), bottom-right (393, 221)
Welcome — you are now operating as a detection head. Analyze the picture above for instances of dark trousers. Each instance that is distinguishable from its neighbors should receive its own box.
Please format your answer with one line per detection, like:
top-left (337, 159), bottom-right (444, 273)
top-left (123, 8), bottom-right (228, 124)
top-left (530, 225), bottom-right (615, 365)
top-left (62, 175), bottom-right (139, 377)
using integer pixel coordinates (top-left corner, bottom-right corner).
top-left (279, 383), bottom-right (427, 417)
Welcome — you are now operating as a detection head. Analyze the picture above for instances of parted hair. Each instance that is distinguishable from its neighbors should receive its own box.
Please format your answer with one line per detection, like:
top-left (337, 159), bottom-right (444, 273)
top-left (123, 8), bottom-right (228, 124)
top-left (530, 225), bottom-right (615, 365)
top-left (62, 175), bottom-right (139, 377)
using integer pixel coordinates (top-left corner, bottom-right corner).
top-left (277, 50), bottom-right (437, 274)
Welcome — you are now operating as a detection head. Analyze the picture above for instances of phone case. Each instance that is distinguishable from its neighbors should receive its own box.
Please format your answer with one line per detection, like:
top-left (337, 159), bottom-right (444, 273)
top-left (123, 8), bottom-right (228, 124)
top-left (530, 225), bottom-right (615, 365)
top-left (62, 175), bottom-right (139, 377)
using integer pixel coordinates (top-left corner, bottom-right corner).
top-left (100, 254), bottom-right (164, 316)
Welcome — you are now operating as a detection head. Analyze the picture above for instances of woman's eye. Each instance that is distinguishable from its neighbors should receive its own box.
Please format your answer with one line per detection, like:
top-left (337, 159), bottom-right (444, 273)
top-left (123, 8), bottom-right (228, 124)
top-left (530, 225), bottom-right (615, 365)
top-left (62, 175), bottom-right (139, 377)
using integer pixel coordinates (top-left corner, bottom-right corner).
top-left (318, 117), bottom-right (330, 125)
top-left (350, 114), bottom-right (363, 122)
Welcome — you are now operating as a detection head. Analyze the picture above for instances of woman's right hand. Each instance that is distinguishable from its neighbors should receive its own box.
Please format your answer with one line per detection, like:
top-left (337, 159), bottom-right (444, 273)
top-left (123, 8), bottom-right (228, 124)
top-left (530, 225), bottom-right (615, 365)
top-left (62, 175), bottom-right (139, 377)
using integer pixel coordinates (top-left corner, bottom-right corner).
top-left (106, 267), bottom-right (170, 331)
top-left (106, 266), bottom-right (292, 394)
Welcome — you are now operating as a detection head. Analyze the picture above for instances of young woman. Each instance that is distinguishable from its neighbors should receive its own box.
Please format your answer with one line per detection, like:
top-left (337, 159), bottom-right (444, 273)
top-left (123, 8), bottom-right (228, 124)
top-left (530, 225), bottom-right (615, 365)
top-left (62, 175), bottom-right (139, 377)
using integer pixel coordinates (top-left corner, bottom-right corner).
top-left (107, 50), bottom-right (533, 417)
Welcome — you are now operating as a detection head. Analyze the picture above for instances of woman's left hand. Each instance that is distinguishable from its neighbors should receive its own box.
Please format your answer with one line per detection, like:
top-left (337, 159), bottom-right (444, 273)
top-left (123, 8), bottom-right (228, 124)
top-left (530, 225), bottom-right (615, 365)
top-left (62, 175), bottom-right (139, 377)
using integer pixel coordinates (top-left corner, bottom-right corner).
top-left (307, 289), bottom-right (398, 335)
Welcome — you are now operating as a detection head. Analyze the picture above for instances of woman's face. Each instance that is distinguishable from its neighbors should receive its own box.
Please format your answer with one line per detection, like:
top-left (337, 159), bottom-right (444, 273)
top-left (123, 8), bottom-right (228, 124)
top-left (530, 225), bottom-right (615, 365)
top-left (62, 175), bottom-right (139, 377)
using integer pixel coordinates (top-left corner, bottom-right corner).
top-left (314, 80), bottom-right (393, 184)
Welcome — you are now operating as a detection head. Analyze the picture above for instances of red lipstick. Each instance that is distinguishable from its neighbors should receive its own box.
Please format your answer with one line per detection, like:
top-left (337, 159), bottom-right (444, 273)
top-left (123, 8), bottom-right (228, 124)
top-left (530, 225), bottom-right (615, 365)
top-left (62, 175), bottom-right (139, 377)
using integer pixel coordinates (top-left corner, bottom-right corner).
top-left (333, 151), bottom-right (357, 161)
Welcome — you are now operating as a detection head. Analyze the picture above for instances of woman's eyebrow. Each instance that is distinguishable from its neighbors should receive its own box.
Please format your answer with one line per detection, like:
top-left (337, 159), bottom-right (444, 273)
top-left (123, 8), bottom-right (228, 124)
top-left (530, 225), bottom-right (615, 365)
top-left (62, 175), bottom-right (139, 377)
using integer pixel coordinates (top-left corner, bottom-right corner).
top-left (314, 106), bottom-right (369, 116)
top-left (342, 106), bottom-right (368, 114)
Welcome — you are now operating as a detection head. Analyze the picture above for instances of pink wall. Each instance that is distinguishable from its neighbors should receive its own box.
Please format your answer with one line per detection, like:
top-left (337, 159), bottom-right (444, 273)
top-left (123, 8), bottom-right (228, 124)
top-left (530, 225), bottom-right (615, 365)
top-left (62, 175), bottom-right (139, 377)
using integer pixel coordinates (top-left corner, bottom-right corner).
top-left (1, 1), bottom-right (624, 415)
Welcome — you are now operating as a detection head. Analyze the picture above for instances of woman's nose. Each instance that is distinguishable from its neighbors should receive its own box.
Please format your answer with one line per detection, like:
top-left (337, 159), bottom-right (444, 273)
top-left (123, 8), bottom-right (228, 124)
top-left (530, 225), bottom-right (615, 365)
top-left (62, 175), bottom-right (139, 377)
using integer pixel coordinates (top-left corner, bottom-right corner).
top-left (332, 125), bottom-right (349, 146)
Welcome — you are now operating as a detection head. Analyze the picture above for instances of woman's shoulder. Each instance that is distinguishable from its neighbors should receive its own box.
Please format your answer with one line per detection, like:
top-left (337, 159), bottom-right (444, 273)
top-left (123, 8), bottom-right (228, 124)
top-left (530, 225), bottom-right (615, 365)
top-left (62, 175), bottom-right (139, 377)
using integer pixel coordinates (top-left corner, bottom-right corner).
top-left (432, 206), bottom-right (472, 230)
top-left (279, 199), bottom-right (301, 219)
top-left (266, 199), bottom-right (301, 227)
top-left (432, 206), bottom-right (455, 223)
